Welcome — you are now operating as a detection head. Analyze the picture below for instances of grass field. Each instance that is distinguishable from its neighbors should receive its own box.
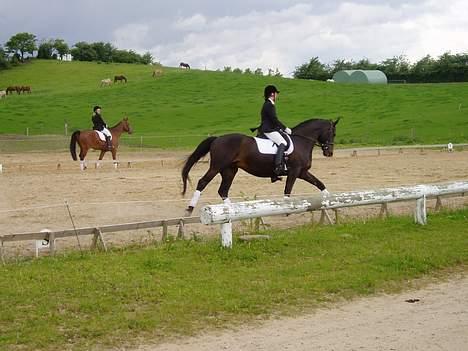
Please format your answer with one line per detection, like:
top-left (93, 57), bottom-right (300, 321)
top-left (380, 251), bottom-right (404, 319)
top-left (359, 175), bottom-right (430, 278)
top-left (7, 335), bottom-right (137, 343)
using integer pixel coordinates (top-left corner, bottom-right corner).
top-left (1, 60), bottom-right (468, 148)
top-left (0, 209), bottom-right (467, 350)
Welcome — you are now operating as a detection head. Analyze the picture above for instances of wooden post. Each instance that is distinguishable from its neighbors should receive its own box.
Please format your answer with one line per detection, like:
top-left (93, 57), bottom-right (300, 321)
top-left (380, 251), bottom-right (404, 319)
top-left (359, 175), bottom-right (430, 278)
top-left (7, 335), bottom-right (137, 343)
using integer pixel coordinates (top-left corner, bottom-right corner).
top-left (49, 232), bottom-right (56, 256)
top-left (91, 228), bottom-right (107, 251)
top-left (162, 221), bottom-right (168, 240)
top-left (177, 219), bottom-right (185, 239)
top-left (319, 209), bottom-right (334, 225)
top-left (435, 196), bottom-right (442, 211)
top-left (333, 208), bottom-right (339, 224)
top-left (379, 203), bottom-right (389, 218)
top-left (0, 239), bottom-right (5, 265)
top-left (414, 195), bottom-right (427, 225)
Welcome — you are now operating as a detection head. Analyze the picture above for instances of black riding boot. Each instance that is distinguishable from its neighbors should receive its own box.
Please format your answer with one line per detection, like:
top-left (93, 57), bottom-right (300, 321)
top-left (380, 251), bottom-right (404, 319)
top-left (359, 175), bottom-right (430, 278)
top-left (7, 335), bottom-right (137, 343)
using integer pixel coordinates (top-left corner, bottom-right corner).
top-left (274, 144), bottom-right (287, 176)
top-left (105, 136), bottom-right (112, 150)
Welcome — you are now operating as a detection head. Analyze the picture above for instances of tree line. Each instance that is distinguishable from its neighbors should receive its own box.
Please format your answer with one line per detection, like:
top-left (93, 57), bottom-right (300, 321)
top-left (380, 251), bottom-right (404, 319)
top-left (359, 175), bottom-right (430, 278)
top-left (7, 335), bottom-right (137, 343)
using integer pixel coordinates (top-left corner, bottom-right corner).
top-left (293, 53), bottom-right (468, 83)
top-left (0, 32), bottom-right (153, 70)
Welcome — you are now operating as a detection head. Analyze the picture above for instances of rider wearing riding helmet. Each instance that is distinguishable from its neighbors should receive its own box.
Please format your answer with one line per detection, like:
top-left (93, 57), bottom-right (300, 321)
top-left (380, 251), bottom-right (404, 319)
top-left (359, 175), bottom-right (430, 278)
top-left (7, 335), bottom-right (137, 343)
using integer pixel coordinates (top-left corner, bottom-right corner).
top-left (92, 105), bottom-right (112, 150)
top-left (259, 85), bottom-right (291, 176)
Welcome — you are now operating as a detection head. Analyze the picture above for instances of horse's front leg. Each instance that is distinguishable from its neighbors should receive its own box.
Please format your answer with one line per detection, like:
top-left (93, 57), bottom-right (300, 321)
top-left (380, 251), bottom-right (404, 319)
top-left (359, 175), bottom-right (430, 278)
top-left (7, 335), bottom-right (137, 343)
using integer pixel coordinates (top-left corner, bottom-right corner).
top-left (299, 170), bottom-right (328, 194)
top-left (111, 148), bottom-right (118, 169)
top-left (284, 168), bottom-right (301, 197)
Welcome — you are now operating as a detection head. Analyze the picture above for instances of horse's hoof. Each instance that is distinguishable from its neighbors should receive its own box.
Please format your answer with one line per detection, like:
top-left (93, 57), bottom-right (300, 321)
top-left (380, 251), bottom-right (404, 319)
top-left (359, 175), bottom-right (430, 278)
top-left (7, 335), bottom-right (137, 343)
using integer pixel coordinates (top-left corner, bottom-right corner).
top-left (185, 207), bottom-right (194, 217)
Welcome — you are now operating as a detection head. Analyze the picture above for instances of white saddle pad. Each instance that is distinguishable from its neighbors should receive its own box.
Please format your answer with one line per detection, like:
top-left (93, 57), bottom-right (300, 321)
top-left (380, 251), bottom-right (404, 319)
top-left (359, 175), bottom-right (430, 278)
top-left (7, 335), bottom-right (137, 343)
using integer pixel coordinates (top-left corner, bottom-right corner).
top-left (95, 131), bottom-right (112, 141)
top-left (254, 135), bottom-right (294, 155)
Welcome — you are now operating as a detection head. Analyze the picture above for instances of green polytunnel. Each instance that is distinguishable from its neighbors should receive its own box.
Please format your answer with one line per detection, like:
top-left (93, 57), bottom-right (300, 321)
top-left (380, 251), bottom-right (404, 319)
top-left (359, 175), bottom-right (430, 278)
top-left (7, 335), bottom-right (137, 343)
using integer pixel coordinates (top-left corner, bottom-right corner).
top-left (333, 70), bottom-right (387, 84)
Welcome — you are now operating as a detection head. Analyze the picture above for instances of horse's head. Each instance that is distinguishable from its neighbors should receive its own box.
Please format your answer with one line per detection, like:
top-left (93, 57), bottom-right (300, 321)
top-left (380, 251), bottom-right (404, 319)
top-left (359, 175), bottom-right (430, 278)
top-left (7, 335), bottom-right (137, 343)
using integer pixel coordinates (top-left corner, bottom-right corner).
top-left (122, 117), bottom-right (133, 134)
top-left (317, 118), bottom-right (340, 157)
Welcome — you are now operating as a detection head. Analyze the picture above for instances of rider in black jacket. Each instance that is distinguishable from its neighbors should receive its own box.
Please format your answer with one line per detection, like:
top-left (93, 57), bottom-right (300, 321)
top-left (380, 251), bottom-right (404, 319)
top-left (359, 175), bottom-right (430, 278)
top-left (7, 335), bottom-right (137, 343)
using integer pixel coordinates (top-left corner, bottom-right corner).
top-left (258, 85), bottom-right (291, 177)
top-left (92, 106), bottom-right (112, 150)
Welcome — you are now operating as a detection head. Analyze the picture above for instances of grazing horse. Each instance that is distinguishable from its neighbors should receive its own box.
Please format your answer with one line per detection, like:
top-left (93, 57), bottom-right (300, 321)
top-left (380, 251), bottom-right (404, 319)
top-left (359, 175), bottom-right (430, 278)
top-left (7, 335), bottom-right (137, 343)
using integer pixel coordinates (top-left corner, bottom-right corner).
top-left (100, 78), bottom-right (112, 87)
top-left (182, 118), bottom-right (340, 215)
top-left (114, 75), bottom-right (127, 83)
top-left (6, 86), bottom-right (20, 95)
top-left (152, 69), bottom-right (163, 77)
top-left (179, 62), bottom-right (190, 69)
top-left (69, 117), bottom-right (133, 170)
top-left (20, 86), bottom-right (31, 93)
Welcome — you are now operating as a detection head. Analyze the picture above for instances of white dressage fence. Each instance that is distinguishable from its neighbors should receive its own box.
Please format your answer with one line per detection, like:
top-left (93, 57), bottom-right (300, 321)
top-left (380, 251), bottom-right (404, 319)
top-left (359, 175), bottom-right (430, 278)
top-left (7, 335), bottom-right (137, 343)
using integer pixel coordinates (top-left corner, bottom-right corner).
top-left (200, 181), bottom-right (468, 248)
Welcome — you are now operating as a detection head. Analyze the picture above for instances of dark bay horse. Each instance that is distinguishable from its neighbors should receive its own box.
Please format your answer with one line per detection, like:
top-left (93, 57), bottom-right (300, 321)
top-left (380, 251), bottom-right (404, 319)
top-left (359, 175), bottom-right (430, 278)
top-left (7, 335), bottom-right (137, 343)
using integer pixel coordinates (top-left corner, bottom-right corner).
top-left (179, 62), bottom-right (190, 69)
top-left (182, 118), bottom-right (340, 215)
top-left (70, 117), bottom-right (133, 170)
top-left (114, 75), bottom-right (127, 83)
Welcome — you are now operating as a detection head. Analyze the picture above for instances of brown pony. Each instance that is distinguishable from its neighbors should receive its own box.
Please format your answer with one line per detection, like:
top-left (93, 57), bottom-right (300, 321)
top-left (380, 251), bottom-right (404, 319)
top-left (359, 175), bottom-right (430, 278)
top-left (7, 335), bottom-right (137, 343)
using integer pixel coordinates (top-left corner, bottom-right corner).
top-left (69, 117), bottom-right (133, 170)
top-left (114, 75), bottom-right (127, 83)
top-left (21, 86), bottom-right (31, 93)
top-left (6, 86), bottom-right (20, 95)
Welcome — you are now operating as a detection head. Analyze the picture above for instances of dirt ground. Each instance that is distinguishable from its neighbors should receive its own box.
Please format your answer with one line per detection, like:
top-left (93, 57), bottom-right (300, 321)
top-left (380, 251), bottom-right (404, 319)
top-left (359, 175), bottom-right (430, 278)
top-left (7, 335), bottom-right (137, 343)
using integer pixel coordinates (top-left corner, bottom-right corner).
top-left (134, 273), bottom-right (468, 351)
top-left (0, 147), bottom-right (467, 257)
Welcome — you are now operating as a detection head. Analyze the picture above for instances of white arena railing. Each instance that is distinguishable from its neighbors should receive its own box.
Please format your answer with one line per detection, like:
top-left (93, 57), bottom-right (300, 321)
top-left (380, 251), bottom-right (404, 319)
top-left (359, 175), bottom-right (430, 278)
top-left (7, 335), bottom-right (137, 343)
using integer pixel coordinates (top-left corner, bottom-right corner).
top-left (200, 181), bottom-right (468, 248)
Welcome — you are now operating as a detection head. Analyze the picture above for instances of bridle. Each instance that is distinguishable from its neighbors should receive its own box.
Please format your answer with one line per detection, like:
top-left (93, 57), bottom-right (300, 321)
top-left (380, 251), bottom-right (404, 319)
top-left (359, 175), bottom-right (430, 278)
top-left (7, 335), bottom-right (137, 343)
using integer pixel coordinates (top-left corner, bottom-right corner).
top-left (291, 121), bottom-right (335, 152)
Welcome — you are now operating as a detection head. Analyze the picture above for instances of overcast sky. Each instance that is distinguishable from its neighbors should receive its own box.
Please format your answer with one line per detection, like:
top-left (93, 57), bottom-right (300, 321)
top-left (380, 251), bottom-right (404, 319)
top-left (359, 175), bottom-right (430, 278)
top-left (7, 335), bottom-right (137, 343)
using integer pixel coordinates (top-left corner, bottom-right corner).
top-left (1, 0), bottom-right (466, 76)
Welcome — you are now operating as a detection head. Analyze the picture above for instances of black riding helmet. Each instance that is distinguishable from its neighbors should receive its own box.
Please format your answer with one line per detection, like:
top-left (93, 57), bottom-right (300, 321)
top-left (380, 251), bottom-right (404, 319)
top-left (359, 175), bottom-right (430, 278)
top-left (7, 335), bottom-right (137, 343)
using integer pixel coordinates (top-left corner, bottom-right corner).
top-left (93, 105), bottom-right (101, 112)
top-left (264, 85), bottom-right (280, 99)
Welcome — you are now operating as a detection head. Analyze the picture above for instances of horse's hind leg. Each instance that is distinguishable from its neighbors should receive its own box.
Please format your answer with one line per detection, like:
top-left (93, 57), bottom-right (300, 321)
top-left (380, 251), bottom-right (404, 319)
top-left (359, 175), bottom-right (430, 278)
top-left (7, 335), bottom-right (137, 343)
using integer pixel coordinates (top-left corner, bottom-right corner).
top-left (218, 167), bottom-right (238, 204)
top-left (185, 168), bottom-right (219, 215)
top-left (79, 147), bottom-right (89, 170)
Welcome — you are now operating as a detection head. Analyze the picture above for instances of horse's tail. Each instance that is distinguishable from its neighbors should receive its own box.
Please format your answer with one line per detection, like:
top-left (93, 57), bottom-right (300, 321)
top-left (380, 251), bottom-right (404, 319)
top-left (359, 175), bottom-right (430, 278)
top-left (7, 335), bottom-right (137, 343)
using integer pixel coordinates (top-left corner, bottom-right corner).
top-left (70, 131), bottom-right (80, 161)
top-left (181, 136), bottom-right (217, 195)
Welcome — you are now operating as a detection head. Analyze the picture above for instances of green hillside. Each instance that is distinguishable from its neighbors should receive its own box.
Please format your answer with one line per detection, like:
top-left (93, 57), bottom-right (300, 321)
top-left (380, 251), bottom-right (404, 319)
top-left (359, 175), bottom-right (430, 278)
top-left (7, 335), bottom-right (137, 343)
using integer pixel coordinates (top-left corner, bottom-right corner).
top-left (1, 60), bottom-right (468, 148)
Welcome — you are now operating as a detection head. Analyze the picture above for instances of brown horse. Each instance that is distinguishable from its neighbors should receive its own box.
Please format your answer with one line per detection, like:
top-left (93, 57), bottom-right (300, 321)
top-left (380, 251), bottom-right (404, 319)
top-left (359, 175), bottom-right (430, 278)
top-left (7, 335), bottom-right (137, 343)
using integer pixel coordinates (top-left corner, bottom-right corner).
top-left (114, 75), bottom-right (127, 83)
top-left (6, 86), bottom-right (20, 95)
top-left (182, 118), bottom-right (340, 215)
top-left (69, 117), bottom-right (133, 170)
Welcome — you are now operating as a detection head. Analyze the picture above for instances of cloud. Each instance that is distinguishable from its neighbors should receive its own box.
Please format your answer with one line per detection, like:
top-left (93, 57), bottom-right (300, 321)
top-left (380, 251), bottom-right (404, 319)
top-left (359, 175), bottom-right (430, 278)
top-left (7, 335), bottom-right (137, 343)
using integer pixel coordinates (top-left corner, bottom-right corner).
top-left (134, 0), bottom-right (467, 76)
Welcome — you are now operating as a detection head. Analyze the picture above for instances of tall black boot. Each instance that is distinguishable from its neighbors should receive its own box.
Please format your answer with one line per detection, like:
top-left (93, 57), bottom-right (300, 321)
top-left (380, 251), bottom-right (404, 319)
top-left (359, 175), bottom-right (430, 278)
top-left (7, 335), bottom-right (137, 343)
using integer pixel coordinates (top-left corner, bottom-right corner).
top-left (105, 136), bottom-right (112, 150)
top-left (274, 144), bottom-right (287, 176)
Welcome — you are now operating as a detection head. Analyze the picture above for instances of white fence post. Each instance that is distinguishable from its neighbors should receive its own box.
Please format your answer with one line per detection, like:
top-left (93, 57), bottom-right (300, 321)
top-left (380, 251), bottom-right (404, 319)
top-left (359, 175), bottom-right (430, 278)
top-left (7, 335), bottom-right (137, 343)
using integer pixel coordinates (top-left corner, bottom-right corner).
top-left (220, 221), bottom-right (233, 248)
top-left (414, 195), bottom-right (427, 225)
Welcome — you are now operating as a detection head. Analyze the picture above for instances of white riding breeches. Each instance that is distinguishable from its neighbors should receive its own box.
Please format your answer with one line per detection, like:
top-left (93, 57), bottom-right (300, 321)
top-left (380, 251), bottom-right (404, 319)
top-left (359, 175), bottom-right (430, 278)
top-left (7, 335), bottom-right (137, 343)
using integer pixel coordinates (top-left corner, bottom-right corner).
top-left (264, 131), bottom-right (287, 146)
top-left (101, 128), bottom-right (112, 138)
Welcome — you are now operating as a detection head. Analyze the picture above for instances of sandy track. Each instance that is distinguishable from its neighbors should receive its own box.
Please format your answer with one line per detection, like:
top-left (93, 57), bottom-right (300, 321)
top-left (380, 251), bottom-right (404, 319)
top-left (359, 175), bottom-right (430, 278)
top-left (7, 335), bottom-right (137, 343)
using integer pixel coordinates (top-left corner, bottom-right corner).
top-left (0, 148), bottom-right (467, 257)
top-left (135, 274), bottom-right (468, 351)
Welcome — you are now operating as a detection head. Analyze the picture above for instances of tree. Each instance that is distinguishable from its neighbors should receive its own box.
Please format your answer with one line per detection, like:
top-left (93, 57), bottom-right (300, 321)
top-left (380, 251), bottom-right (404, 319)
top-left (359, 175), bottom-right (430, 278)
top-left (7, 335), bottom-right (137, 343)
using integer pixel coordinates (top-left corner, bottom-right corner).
top-left (140, 52), bottom-right (153, 65)
top-left (91, 42), bottom-right (114, 62)
top-left (0, 46), bottom-right (10, 70)
top-left (71, 42), bottom-right (97, 61)
top-left (6, 32), bottom-right (37, 61)
top-left (254, 68), bottom-right (263, 75)
top-left (293, 57), bottom-right (329, 80)
top-left (37, 40), bottom-right (55, 59)
top-left (53, 39), bottom-right (69, 60)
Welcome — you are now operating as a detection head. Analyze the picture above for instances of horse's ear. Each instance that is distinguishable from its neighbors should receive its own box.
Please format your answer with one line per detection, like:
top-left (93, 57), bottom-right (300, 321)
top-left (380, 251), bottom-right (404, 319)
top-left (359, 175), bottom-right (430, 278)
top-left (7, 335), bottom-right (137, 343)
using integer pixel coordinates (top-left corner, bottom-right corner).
top-left (333, 117), bottom-right (341, 126)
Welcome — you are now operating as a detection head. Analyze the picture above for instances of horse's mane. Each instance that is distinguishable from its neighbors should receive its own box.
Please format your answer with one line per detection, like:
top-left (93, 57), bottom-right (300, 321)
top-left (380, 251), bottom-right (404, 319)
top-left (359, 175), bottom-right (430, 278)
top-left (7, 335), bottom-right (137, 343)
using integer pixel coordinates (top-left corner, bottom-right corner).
top-left (292, 118), bottom-right (322, 130)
